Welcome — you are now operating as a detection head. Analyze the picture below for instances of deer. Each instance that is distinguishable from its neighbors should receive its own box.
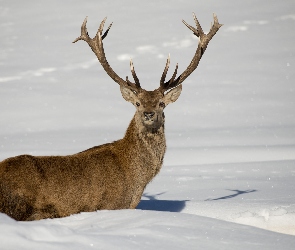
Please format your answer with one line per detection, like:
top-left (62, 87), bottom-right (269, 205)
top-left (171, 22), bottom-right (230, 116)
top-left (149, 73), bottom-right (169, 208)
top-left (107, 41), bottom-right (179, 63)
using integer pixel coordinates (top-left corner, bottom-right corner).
top-left (0, 13), bottom-right (222, 221)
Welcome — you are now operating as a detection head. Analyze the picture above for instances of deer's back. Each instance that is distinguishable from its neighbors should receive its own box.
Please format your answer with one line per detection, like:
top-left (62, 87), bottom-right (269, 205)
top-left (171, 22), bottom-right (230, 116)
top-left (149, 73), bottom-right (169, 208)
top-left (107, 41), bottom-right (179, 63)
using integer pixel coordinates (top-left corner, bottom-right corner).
top-left (0, 143), bottom-right (129, 220)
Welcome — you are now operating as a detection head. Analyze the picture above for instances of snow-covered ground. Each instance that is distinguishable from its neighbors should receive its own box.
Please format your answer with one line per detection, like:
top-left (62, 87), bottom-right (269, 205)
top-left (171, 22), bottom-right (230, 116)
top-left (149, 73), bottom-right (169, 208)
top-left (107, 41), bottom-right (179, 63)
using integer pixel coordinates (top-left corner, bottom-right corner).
top-left (1, 0), bottom-right (295, 249)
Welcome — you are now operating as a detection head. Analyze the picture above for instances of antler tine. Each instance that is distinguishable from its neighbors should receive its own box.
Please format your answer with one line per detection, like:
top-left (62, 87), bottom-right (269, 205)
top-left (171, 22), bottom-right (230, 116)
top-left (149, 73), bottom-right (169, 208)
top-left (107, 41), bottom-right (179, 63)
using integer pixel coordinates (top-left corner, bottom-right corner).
top-left (207, 13), bottom-right (223, 39)
top-left (125, 76), bottom-right (140, 93)
top-left (102, 22), bottom-right (113, 40)
top-left (159, 13), bottom-right (222, 93)
top-left (181, 13), bottom-right (204, 38)
top-left (182, 19), bottom-right (198, 37)
top-left (192, 13), bottom-right (204, 37)
top-left (160, 54), bottom-right (170, 88)
top-left (73, 17), bottom-right (91, 43)
top-left (130, 58), bottom-right (141, 89)
top-left (159, 54), bottom-right (180, 92)
top-left (96, 17), bottom-right (113, 39)
top-left (98, 17), bottom-right (107, 35)
top-left (165, 63), bottom-right (179, 89)
top-left (169, 63), bottom-right (178, 83)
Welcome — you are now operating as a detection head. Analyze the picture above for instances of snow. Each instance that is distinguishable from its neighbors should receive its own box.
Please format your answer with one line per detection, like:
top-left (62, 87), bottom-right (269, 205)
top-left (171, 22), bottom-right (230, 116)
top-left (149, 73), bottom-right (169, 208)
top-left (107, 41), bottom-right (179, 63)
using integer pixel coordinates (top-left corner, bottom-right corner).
top-left (1, 0), bottom-right (295, 249)
top-left (1, 210), bottom-right (295, 250)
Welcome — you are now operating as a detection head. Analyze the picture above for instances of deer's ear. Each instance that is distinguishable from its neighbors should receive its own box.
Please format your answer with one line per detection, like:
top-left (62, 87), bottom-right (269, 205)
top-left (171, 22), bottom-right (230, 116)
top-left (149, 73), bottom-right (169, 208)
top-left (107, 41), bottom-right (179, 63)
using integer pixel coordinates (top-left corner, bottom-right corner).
top-left (120, 86), bottom-right (138, 103)
top-left (163, 84), bottom-right (182, 105)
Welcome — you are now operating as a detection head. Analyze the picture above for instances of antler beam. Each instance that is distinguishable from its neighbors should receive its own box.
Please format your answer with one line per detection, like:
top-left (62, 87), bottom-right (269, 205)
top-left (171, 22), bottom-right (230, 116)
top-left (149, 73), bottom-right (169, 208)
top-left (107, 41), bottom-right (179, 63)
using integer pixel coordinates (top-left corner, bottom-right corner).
top-left (73, 17), bottom-right (141, 93)
top-left (159, 13), bottom-right (223, 93)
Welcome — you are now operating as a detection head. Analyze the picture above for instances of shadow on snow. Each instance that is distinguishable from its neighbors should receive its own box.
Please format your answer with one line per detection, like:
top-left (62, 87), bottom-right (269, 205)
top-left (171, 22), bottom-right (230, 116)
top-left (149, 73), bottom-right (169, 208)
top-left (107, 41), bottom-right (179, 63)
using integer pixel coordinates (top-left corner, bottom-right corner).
top-left (137, 189), bottom-right (257, 211)
top-left (136, 193), bottom-right (188, 212)
top-left (205, 189), bottom-right (257, 201)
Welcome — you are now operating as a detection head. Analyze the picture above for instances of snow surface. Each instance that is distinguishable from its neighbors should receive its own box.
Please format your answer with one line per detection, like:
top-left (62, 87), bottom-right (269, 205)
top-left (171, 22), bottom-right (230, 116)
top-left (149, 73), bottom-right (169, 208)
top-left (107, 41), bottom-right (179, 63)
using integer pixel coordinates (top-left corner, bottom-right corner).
top-left (1, 0), bottom-right (295, 249)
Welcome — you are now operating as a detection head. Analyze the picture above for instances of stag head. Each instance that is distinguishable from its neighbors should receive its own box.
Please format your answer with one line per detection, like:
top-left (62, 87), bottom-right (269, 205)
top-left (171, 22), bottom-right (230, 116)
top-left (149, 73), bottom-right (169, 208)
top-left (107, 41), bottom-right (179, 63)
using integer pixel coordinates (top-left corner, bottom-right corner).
top-left (73, 14), bottom-right (222, 132)
top-left (120, 85), bottom-right (182, 132)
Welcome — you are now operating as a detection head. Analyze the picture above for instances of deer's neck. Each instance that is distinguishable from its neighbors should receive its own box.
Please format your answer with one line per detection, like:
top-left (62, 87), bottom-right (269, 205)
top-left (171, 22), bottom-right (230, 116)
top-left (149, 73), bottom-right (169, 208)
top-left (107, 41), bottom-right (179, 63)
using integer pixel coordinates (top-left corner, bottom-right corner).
top-left (121, 115), bottom-right (166, 180)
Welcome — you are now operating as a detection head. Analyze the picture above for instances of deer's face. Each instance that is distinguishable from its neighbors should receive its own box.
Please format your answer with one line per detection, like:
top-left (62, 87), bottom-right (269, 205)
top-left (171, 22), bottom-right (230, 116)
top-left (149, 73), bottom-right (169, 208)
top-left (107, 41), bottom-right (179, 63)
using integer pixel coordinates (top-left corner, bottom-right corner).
top-left (120, 85), bottom-right (182, 132)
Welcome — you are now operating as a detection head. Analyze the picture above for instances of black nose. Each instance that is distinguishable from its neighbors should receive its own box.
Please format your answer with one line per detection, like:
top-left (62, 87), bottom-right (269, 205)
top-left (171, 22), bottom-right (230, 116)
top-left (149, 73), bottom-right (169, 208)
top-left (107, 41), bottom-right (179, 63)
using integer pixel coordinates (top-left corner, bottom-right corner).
top-left (144, 112), bottom-right (155, 120)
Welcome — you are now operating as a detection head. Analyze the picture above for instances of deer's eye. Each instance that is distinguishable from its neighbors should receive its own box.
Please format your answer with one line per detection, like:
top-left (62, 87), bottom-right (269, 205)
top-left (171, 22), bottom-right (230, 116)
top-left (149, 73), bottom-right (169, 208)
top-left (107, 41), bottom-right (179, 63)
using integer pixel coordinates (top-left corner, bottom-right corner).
top-left (136, 102), bottom-right (140, 107)
top-left (159, 102), bottom-right (165, 108)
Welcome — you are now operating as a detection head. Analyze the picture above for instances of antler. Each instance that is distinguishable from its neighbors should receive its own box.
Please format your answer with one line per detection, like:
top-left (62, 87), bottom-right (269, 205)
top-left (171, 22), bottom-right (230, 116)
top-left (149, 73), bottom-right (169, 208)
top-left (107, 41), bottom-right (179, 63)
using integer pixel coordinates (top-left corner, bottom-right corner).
top-left (73, 17), bottom-right (141, 93)
top-left (159, 13), bottom-right (223, 93)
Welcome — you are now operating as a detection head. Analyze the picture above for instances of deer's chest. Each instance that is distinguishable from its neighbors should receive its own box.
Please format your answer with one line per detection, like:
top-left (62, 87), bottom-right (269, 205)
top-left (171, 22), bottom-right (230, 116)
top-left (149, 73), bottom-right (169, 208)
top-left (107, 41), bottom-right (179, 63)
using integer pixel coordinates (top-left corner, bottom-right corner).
top-left (137, 134), bottom-right (166, 176)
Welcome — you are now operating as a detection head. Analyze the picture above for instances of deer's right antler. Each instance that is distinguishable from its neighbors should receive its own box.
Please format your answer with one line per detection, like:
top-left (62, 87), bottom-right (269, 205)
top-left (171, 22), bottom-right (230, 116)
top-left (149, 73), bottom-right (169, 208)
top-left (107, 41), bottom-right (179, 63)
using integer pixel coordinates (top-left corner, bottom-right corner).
top-left (73, 17), bottom-right (141, 93)
top-left (158, 13), bottom-right (223, 93)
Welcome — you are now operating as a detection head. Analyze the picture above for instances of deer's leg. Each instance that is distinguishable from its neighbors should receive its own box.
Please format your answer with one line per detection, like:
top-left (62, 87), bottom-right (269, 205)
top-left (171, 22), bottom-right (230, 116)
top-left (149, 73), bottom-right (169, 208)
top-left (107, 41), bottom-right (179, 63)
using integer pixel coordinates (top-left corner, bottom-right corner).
top-left (26, 204), bottom-right (60, 221)
top-left (129, 187), bottom-right (145, 209)
top-left (26, 211), bottom-right (48, 221)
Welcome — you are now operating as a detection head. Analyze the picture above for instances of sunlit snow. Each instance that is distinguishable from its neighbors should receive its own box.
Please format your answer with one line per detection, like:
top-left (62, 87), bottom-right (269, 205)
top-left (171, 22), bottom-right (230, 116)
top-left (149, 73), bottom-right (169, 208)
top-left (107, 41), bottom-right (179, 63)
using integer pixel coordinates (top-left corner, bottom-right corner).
top-left (0, 0), bottom-right (295, 249)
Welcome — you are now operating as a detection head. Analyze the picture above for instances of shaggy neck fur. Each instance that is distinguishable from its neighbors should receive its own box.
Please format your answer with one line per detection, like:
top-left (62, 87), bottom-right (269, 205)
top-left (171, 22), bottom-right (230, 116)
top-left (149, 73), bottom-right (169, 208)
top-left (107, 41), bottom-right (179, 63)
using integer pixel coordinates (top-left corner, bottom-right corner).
top-left (121, 114), bottom-right (166, 182)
